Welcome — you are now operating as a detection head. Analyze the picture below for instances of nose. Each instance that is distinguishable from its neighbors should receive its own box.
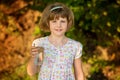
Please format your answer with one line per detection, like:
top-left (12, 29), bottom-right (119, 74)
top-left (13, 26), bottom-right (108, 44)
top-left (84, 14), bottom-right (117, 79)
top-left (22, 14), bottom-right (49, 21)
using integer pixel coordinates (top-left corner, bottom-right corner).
top-left (57, 21), bottom-right (61, 28)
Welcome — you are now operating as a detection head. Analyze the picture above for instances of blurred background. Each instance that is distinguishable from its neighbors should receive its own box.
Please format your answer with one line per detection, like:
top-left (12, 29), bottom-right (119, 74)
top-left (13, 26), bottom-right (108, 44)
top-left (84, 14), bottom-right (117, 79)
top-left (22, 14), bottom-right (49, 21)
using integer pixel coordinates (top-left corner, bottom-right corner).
top-left (0, 0), bottom-right (120, 80)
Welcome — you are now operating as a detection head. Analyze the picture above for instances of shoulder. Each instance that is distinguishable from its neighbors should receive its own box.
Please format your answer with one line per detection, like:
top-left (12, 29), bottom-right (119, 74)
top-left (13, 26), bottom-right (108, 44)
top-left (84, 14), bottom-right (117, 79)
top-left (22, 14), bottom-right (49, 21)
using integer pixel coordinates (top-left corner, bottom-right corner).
top-left (33, 36), bottom-right (46, 42)
top-left (32, 36), bottom-right (47, 46)
top-left (68, 38), bottom-right (83, 48)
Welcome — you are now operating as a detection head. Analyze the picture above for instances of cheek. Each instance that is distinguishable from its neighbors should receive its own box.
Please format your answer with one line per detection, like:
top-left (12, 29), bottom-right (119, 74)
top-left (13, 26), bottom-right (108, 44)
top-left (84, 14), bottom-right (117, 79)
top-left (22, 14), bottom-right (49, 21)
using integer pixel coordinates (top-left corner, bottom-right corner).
top-left (63, 24), bottom-right (68, 29)
top-left (49, 26), bottom-right (53, 31)
top-left (49, 23), bottom-right (54, 29)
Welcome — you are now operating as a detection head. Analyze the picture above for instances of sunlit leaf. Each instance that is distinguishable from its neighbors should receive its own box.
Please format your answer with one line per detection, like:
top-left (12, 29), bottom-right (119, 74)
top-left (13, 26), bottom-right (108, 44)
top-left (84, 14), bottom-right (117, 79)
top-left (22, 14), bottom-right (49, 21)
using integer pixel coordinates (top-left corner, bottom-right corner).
top-left (117, 26), bottom-right (120, 33)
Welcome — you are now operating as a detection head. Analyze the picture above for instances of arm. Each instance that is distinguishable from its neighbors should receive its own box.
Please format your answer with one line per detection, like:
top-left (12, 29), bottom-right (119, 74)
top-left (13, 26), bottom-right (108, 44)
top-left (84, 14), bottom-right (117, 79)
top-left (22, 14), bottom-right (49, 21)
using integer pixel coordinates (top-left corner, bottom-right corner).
top-left (27, 46), bottom-right (43, 76)
top-left (27, 57), bottom-right (39, 76)
top-left (73, 58), bottom-right (85, 80)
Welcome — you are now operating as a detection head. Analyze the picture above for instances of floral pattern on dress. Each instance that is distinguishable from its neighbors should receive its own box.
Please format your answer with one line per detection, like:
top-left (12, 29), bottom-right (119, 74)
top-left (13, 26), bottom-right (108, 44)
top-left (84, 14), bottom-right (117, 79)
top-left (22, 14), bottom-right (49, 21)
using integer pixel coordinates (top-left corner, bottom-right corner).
top-left (32, 36), bottom-right (83, 80)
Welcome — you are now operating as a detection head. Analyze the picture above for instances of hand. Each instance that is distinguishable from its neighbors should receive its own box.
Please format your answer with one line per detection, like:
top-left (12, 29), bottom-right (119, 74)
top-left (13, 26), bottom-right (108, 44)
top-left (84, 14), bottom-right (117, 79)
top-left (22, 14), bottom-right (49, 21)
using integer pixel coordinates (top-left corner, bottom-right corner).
top-left (31, 43), bottom-right (44, 58)
top-left (31, 46), bottom-right (40, 58)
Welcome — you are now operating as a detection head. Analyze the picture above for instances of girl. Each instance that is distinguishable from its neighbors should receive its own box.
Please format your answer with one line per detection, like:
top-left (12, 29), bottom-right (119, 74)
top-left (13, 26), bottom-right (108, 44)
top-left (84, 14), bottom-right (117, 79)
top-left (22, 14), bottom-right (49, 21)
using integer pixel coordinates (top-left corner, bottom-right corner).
top-left (27, 2), bottom-right (85, 80)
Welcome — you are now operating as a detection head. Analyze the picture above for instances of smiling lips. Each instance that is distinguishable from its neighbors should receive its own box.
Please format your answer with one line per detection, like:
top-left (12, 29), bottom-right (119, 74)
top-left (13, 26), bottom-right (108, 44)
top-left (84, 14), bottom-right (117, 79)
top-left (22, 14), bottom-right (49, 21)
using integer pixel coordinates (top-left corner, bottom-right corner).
top-left (55, 29), bottom-right (63, 31)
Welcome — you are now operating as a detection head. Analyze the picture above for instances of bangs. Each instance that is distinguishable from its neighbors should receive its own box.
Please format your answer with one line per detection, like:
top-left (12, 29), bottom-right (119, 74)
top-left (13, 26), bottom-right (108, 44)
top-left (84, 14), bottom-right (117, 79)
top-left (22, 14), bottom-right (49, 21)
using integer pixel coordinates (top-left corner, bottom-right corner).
top-left (49, 9), bottom-right (68, 20)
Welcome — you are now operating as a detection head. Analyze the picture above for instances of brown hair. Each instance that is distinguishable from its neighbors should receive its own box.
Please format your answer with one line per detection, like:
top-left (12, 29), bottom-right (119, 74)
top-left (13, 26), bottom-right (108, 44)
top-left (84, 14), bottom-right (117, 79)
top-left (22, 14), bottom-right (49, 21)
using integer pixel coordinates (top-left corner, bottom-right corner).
top-left (39, 2), bottom-right (74, 32)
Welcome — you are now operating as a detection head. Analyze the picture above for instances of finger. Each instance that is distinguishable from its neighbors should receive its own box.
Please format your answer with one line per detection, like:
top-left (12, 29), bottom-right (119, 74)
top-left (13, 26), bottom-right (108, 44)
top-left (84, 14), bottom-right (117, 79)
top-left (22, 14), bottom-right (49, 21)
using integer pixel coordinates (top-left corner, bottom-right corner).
top-left (31, 50), bottom-right (38, 53)
top-left (31, 49), bottom-right (39, 54)
top-left (31, 47), bottom-right (42, 53)
top-left (31, 51), bottom-right (38, 55)
top-left (31, 52), bottom-right (38, 57)
top-left (31, 47), bottom-right (39, 54)
top-left (31, 46), bottom-right (39, 51)
top-left (31, 47), bottom-right (38, 51)
top-left (31, 46), bottom-right (36, 48)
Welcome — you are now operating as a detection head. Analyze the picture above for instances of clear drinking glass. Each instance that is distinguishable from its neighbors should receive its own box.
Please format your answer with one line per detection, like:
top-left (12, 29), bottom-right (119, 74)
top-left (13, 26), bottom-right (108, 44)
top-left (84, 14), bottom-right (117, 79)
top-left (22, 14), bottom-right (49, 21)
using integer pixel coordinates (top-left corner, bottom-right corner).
top-left (33, 43), bottom-right (44, 66)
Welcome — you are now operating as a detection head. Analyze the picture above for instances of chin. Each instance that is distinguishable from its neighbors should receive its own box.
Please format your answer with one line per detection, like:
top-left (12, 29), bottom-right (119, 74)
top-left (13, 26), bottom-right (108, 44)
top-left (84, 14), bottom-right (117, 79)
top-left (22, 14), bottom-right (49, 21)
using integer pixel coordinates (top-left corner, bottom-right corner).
top-left (54, 33), bottom-right (65, 36)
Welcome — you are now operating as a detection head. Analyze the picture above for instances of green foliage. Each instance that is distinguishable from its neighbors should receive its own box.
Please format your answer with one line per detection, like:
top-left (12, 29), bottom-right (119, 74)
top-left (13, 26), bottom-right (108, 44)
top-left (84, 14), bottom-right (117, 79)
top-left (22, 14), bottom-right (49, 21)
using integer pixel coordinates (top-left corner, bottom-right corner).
top-left (87, 56), bottom-right (115, 80)
top-left (0, 63), bottom-right (38, 80)
top-left (88, 57), bottom-right (108, 74)
top-left (33, 25), bottom-right (41, 36)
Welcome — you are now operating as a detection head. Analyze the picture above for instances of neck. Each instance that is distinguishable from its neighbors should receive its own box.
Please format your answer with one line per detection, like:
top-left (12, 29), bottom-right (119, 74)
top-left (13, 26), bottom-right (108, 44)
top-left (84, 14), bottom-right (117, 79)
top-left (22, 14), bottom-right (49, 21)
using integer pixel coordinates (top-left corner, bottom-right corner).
top-left (49, 34), bottom-right (66, 42)
top-left (48, 34), bottom-right (68, 47)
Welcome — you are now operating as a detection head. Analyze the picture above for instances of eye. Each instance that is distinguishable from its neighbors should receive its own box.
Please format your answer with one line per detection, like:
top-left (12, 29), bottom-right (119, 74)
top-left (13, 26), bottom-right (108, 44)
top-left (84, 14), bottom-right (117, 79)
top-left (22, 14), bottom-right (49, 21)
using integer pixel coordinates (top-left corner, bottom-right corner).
top-left (51, 20), bottom-right (56, 23)
top-left (61, 20), bottom-right (66, 23)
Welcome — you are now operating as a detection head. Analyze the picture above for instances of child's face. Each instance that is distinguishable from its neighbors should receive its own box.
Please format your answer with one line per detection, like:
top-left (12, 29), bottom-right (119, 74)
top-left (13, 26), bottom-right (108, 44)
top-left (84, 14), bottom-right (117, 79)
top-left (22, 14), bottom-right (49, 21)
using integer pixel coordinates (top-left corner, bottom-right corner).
top-left (49, 17), bottom-right (68, 36)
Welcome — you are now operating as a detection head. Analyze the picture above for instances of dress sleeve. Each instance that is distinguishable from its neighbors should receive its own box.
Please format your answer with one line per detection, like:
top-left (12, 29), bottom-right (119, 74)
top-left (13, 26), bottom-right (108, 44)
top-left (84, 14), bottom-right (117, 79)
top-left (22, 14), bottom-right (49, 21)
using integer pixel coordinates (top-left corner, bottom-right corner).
top-left (74, 42), bottom-right (83, 59)
top-left (32, 38), bottom-right (42, 47)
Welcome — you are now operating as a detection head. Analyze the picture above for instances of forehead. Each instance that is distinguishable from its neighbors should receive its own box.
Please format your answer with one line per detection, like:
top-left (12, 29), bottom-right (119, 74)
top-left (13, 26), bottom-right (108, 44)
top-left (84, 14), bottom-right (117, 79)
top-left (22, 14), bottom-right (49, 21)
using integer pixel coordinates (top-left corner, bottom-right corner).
top-left (51, 16), bottom-right (67, 21)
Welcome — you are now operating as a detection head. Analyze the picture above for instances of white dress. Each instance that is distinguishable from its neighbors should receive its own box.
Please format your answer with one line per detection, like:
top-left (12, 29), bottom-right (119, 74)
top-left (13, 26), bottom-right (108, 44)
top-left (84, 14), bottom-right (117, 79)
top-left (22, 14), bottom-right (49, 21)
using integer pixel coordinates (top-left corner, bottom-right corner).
top-left (32, 36), bottom-right (83, 80)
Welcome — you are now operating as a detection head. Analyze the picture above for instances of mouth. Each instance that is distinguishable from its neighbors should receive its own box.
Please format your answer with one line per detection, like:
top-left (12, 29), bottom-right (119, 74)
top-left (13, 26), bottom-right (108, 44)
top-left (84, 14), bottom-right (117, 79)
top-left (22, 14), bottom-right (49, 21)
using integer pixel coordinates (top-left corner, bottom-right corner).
top-left (55, 29), bottom-right (62, 31)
